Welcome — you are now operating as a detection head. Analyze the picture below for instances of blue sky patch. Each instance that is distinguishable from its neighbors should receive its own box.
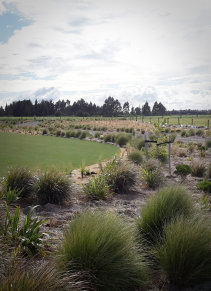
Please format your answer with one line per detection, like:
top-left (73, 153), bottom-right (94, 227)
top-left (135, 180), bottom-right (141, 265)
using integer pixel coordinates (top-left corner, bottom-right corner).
top-left (0, 11), bottom-right (32, 43)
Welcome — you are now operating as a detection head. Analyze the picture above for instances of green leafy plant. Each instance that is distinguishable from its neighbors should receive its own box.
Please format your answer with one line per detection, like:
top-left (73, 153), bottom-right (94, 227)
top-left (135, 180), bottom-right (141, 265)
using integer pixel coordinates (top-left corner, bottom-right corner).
top-left (197, 180), bottom-right (211, 194)
top-left (174, 164), bottom-right (192, 180)
top-left (4, 203), bottom-right (47, 255)
top-left (128, 151), bottom-right (143, 165)
top-left (149, 146), bottom-right (168, 164)
top-left (6, 167), bottom-right (34, 198)
top-left (36, 169), bottom-right (70, 205)
top-left (141, 159), bottom-right (164, 189)
top-left (155, 216), bottom-right (211, 287)
top-left (136, 186), bottom-right (193, 245)
top-left (83, 175), bottom-right (112, 200)
top-left (57, 211), bottom-right (148, 290)
top-left (0, 180), bottom-right (21, 203)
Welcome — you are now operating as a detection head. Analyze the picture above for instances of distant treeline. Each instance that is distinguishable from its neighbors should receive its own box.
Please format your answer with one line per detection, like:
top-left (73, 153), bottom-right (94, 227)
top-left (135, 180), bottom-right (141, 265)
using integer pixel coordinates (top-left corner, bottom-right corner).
top-left (0, 97), bottom-right (210, 117)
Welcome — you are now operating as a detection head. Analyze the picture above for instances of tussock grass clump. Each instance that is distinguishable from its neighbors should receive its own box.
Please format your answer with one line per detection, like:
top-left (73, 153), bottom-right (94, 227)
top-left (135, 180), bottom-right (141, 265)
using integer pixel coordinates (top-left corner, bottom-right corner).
top-left (137, 186), bottom-right (193, 245)
top-left (174, 164), bottom-right (192, 180)
top-left (36, 170), bottom-right (70, 205)
top-left (102, 158), bottom-right (139, 194)
top-left (141, 159), bottom-right (164, 189)
top-left (6, 167), bottom-right (34, 198)
top-left (83, 175), bottom-right (112, 200)
top-left (0, 262), bottom-right (75, 291)
top-left (128, 150), bottom-right (143, 165)
top-left (206, 136), bottom-right (211, 148)
top-left (57, 211), bottom-right (148, 290)
top-left (115, 133), bottom-right (131, 147)
top-left (155, 216), bottom-right (211, 287)
top-left (197, 180), bottom-right (211, 194)
top-left (191, 160), bottom-right (206, 177)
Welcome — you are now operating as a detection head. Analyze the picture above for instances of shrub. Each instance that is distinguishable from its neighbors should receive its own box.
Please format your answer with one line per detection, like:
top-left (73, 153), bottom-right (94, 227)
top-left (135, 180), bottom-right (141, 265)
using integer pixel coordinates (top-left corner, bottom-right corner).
top-left (206, 163), bottom-right (211, 179)
top-left (187, 128), bottom-right (195, 136)
top-left (56, 130), bottom-right (61, 137)
top-left (178, 148), bottom-right (187, 157)
top-left (197, 180), bottom-right (211, 194)
top-left (131, 137), bottom-right (145, 150)
top-left (187, 141), bottom-right (195, 153)
top-left (65, 131), bottom-right (71, 138)
top-left (174, 164), bottom-right (192, 179)
top-left (191, 160), bottom-right (206, 177)
top-left (181, 130), bottom-right (186, 137)
top-left (155, 216), bottom-right (211, 286)
top-left (196, 129), bottom-right (204, 136)
top-left (83, 175), bottom-right (112, 200)
top-left (128, 151), bottom-right (143, 165)
top-left (115, 133), bottom-right (131, 147)
top-left (57, 211), bottom-right (148, 290)
top-left (103, 134), bottom-right (115, 143)
top-left (6, 167), bottom-right (34, 198)
top-left (206, 136), bottom-right (211, 148)
top-left (102, 158), bottom-right (139, 194)
top-left (79, 131), bottom-right (87, 139)
top-left (0, 262), bottom-right (71, 291)
top-left (141, 159), bottom-right (164, 190)
top-left (36, 170), bottom-right (70, 205)
top-left (137, 186), bottom-right (193, 245)
top-left (42, 129), bottom-right (48, 135)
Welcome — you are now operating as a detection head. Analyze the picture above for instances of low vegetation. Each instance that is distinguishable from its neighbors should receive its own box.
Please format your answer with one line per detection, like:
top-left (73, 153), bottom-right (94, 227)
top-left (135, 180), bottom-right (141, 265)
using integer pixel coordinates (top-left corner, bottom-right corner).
top-left (36, 169), bottom-right (71, 205)
top-left (155, 216), bottom-right (211, 287)
top-left (136, 186), bottom-right (193, 245)
top-left (57, 211), bottom-right (148, 290)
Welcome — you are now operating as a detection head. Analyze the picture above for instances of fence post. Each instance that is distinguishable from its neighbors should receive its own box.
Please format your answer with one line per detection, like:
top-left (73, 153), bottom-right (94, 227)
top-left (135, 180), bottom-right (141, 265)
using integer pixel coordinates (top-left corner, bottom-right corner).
top-left (145, 134), bottom-right (148, 160)
top-left (168, 135), bottom-right (171, 175)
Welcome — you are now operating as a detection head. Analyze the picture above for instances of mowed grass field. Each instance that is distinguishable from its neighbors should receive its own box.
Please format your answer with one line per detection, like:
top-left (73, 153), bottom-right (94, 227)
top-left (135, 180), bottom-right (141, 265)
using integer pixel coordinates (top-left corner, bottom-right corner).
top-left (0, 132), bottom-right (120, 176)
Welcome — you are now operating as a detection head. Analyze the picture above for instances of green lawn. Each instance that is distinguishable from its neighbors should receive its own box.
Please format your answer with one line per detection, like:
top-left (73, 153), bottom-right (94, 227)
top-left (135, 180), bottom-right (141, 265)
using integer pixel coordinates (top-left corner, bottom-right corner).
top-left (0, 132), bottom-right (119, 176)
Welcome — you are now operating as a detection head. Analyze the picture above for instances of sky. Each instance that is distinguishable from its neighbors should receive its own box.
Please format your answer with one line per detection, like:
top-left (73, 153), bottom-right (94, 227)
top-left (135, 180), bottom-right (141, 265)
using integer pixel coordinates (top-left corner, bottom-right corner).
top-left (0, 0), bottom-right (211, 110)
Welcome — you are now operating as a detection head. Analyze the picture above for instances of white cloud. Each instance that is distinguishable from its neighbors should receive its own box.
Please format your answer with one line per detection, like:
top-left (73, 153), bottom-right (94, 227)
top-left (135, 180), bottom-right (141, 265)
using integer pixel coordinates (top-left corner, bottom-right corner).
top-left (0, 0), bottom-right (211, 110)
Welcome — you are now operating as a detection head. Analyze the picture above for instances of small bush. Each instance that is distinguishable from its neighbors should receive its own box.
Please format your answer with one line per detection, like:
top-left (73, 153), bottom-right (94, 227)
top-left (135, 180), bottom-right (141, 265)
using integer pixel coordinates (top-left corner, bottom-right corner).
top-left (83, 175), bottom-right (112, 200)
top-left (174, 164), bottom-right (192, 179)
top-left (65, 131), bottom-right (71, 138)
top-left (42, 129), bottom-right (48, 135)
top-left (79, 131), bottom-right (87, 139)
top-left (56, 130), bottom-right (61, 137)
top-left (191, 160), bottom-right (206, 177)
top-left (57, 211), bottom-right (148, 290)
top-left (206, 163), bottom-right (211, 179)
top-left (36, 170), bottom-right (70, 205)
top-left (206, 136), bottom-right (211, 148)
top-left (155, 216), bottom-right (211, 286)
top-left (131, 137), bottom-right (145, 150)
top-left (141, 159), bottom-right (164, 190)
top-left (188, 142), bottom-right (195, 153)
top-left (102, 158), bottom-right (139, 194)
top-left (128, 151), bottom-right (143, 165)
top-left (196, 129), bottom-right (204, 136)
top-left (178, 148), bottom-right (187, 157)
top-left (0, 180), bottom-right (21, 203)
top-left (197, 180), bottom-right (211, 194)
top-left (103, 134), bottom-right (115, 143)
top-left (6, 167), bottom-right (34, 198)
top-left (187, 128), bottom-right (195, 136)
top-left (137, 186), bottom-right (193, 245)
top-left (115, 133), bottom-right (131, 147)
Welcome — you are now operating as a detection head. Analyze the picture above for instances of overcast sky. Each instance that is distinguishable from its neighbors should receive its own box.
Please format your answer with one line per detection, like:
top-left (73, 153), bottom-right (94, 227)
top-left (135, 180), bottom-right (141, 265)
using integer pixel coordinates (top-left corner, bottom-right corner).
top-left (0, 0), bottom-right (211, 110)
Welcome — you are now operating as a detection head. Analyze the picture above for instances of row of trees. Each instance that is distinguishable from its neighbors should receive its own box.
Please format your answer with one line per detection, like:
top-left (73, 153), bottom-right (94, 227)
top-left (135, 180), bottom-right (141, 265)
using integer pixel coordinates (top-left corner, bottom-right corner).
top-left (0, 97), bottom-right (210, 117)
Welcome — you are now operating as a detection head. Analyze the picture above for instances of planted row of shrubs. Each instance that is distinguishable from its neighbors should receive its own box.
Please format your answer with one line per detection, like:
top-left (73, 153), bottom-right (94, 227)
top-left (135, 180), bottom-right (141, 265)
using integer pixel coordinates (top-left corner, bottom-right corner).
top-left (1, 167), bottom-right (71, 205)
top-left (2, 186), bottom-right (208, 290)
